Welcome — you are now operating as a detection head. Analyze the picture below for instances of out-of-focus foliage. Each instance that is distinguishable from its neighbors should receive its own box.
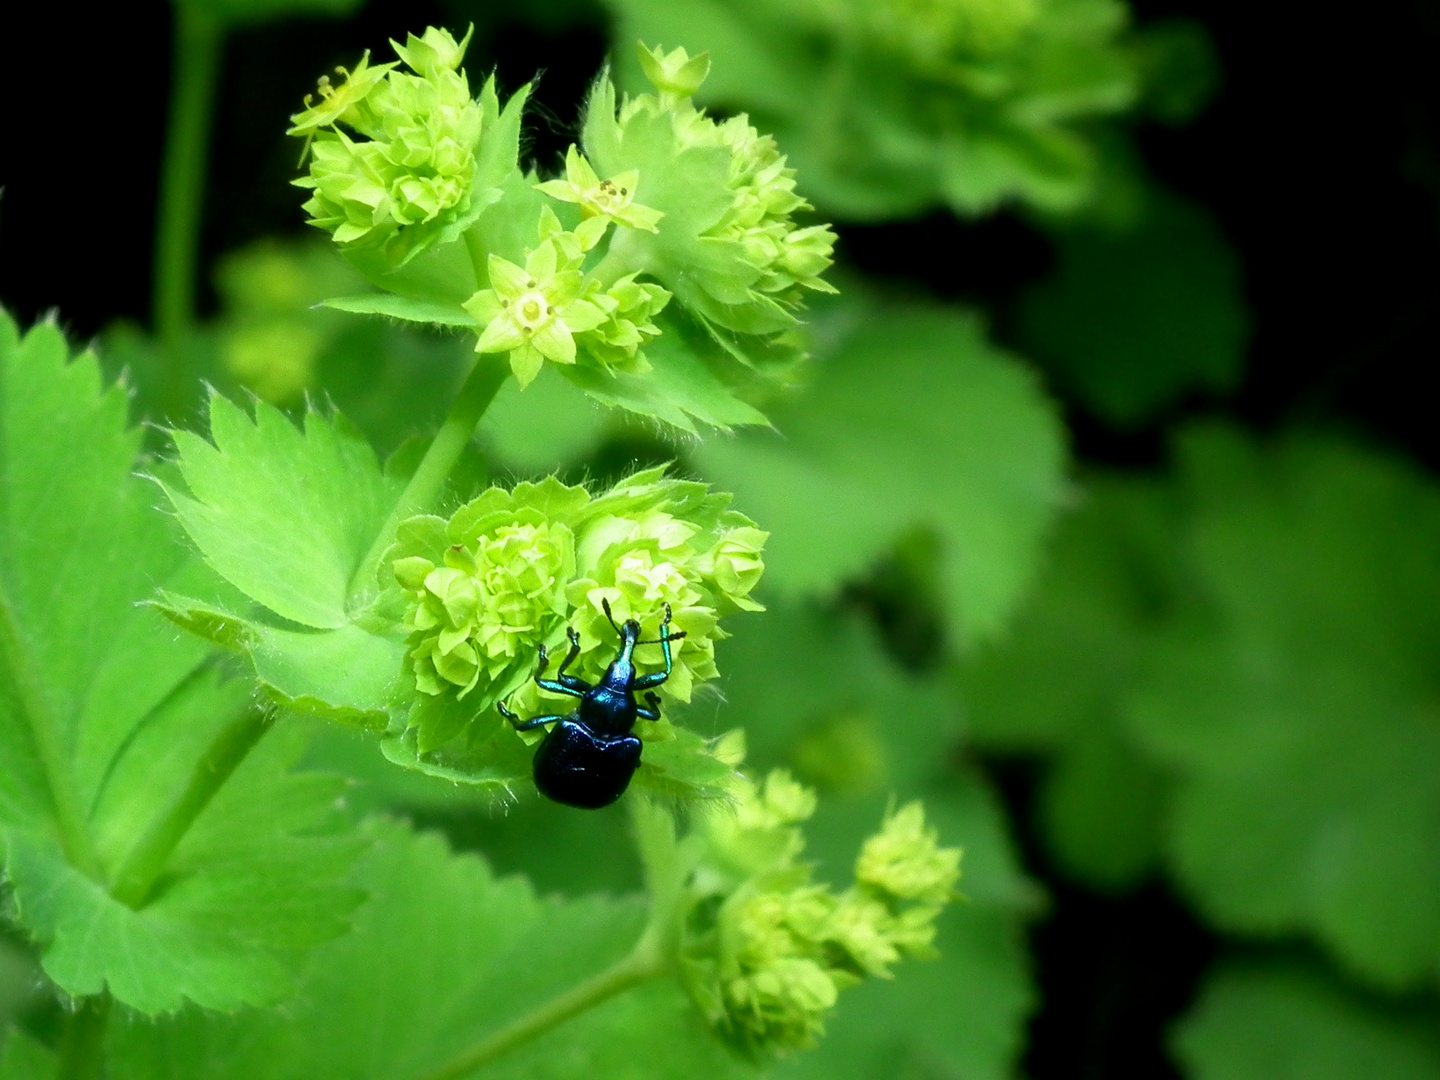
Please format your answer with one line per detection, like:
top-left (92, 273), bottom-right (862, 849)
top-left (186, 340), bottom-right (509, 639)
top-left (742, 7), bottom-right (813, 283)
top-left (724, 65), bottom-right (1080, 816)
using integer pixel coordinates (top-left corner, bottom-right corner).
top-left (699, 304), bottom-right (1066, 645)
top-left (962, 426), bottom-right (1440, 994)
top-left (1174, 964), bottom-right (1440, 1080)
top-left (1130, 428), bottom-right (1440, 990)
top-left (1016, 191), bottom-right (1249, 425)
top-left (603, 0), bottom-right (1200, 220)
top-left (957, 474), bottom-right (1180, 891)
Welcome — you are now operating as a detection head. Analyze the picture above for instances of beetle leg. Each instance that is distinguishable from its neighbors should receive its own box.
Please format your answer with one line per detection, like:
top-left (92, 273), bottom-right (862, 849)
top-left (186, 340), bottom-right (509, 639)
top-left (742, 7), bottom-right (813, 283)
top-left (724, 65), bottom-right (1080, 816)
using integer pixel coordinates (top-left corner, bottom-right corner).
top-left (633, 604), bottom-right (679, 690)
top-left (506, 708), bottom-right (569, 732)
top-left (533, 636), bottom-right (588, 696)
top-left (548, 627), bottom-right (590, 693)
top-left (636, 691), bottom-right (663, 722)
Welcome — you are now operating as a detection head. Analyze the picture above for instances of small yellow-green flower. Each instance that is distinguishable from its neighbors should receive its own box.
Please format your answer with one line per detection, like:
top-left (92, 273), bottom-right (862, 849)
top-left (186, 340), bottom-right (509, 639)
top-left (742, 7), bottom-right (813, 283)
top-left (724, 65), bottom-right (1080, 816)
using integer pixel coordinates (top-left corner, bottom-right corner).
top-left (464, 240), bottom-right (607, 387)
top-left (536, 145), bottom-right (664, 234)
top-left (287, 50), bottom-right (395, 142)
top-left (577, 272), bottom-right (671, 371)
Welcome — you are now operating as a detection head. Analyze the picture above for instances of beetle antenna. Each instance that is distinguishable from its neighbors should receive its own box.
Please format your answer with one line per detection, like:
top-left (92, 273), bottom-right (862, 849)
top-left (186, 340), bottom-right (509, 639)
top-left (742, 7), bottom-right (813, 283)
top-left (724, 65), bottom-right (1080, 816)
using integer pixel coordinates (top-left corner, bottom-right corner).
top-left (601, 597), bottom-right (624, 637)
top-left (637, 630), bottom-right (687, 645)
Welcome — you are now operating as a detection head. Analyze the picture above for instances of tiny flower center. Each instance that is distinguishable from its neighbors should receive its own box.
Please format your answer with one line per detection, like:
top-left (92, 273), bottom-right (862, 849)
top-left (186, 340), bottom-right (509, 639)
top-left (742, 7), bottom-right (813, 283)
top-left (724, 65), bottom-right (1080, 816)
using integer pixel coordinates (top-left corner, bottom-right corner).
top-left (514, 291), bottom-right (551, 331)
top-left (586, 179), bottom-right (632, 216)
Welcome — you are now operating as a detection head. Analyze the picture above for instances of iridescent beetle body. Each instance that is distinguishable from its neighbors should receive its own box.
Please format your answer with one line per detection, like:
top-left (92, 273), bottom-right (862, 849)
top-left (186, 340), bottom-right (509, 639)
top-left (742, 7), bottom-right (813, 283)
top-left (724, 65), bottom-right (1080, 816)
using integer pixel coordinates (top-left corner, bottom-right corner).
top-left (499, 601), bottom-right (681, 809)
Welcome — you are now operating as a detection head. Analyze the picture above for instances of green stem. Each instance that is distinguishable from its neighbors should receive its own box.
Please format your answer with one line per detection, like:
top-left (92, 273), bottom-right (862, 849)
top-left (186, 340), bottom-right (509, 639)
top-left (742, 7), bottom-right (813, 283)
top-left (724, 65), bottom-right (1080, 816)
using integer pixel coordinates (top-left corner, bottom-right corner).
top-left (416, 934), bottom-right (667, 1080)
top-left (153, 3), bottom-right (222, 350)
top-left (109, 705), bottom-right (275, 909)
top-left (57, 994), bottom-right (110, 1080)
top-left (347, 352), bottom-right (511, 605)
top-left (587, 227), bottom-right (649, 291)
top-left (0, 581), bottom-right (101, 879)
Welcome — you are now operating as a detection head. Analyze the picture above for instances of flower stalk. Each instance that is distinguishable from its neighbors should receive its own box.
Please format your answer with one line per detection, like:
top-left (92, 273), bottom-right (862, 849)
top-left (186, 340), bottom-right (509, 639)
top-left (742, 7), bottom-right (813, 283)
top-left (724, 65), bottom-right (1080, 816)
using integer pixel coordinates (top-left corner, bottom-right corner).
top-left (347, 350), bottom-right (511, 605)
top-left (109, 704), bottom-right (276, 909)
top-left (153, 3), bottom-right (223, 351)
top-left (416, 932), bottom-right (668, 1080)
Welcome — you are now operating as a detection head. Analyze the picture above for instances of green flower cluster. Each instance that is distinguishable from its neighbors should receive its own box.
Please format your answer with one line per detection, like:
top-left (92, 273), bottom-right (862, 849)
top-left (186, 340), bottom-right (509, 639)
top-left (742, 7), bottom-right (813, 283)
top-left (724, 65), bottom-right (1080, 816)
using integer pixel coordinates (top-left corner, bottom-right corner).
top-left (625, 46), bottom-right (838, 315)
top-left (463, 208), bottom-right (672, 387)
top-left (676, 772), bottom-right (961, 1055)
top-left (386, 468), bottom-right (765, 719)
top-left (289, 27), bottom-right (483, 254)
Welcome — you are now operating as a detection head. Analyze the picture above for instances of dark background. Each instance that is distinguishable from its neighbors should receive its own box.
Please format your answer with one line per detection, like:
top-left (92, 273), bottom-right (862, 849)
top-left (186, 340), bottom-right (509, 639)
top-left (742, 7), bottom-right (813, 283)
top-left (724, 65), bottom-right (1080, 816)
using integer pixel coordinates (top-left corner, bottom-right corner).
top-left (2, 2), bottom-right (1436, 1075)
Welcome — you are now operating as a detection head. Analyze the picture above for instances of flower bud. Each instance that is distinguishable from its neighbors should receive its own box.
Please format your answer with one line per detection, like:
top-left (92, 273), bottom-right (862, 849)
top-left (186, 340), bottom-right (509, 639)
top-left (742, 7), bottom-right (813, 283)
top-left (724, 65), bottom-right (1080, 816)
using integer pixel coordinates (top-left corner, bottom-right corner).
top-left (855, 801), bottom-right (962, 906)
top-left (390, 25), bottom-right (472, 79)
top-left (637, 42), bottom-right (712, 103)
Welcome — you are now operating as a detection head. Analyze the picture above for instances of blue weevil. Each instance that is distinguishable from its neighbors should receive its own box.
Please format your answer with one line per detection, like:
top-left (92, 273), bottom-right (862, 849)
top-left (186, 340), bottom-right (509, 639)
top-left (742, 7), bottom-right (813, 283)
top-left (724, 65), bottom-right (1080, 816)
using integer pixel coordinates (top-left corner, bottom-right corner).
top-left (498, 600), bottom-right (684, 808)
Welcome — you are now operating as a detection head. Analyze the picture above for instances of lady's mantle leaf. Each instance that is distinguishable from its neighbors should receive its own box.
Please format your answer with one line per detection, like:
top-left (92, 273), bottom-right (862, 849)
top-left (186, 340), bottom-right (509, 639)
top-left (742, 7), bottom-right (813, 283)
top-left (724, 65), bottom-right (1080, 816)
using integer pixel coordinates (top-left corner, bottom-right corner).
top-left (0, 314), bottom-right (362, 1013)
top-left (166, 393), bottom-right (400, 629)
top-left (7, 721), bottom-right (363, 1014)
top-left (108, 820), bottom-right (753, 1080)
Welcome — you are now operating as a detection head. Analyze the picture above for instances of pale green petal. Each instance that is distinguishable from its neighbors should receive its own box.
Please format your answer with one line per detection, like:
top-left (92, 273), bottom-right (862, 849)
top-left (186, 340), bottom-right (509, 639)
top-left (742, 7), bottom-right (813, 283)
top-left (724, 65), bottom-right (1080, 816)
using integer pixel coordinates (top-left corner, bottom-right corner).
top-left (511, 344), bottom-right (546, 387)
top-left (532, 320), bottom-right (577, 364)
top-left (566, 144), bottom-right (601, 189)
top-left (537, 205), bottom-right (564, 242)
top-left (526, 240), bottom-right (558, 283)
top-left (462, 289), bottom-right (502, 324)
top-left (535, 178), bottom-right (582, 204)
top-left (486, 254), bottom-right (530, 299)
top-left (574, 215), bottom-right (610, 251)
top-left (618, 202), bottom-right (665, 233)
top-left (476, 314), bottom-right (525, 354)
top-left (559, 298), bottom-right (607, 334)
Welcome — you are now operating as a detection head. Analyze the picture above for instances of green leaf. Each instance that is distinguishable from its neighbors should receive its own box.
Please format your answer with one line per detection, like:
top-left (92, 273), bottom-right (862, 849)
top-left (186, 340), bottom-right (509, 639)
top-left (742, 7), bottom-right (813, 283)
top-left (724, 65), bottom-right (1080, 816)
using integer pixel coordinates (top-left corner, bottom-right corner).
top-left (0, 314), bottom-right (362, 1013)
top-left (8, 721), bottom-right (364, 1013)
top-left (166, 393), bottom-right (401, 629)
top-left (0, 1028), bottom-right (52, 1080)
top-left (321, 295), bottom-right (476, 328)
top-left (1173, 964), bottom-right (1440, 1080)
top-left (698, 306), bottom-right (1065, 644)
top-left (1127, 427), bottom-right (1440, 988)
top-left (107, 820), bottom-right (751, 1080)
top-left (956, 475), bottom-right (1181, 890)
top-left (477, 365), bottom-right (611, 474)
top-left (1016, 192), bottom-right (1249, 425)
top-left (559, 310), bottom-right (770, 433)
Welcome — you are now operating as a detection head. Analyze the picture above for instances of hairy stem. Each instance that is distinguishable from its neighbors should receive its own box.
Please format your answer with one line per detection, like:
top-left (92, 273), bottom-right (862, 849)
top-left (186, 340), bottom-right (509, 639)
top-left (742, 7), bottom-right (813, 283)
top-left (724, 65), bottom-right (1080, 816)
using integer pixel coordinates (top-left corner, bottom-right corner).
top-left (0, 582), bottom-right (101, 879)
top-left (57, 994), bottom-right (110, 1080)
top-left (416, 933), bottom-right (668, 1080)
top-left (347, 351), bottom-right (511, 604)
top-left (153, 3), bottom-right (222, 350)
top-left (109, 705), bottom-right (275, 909)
